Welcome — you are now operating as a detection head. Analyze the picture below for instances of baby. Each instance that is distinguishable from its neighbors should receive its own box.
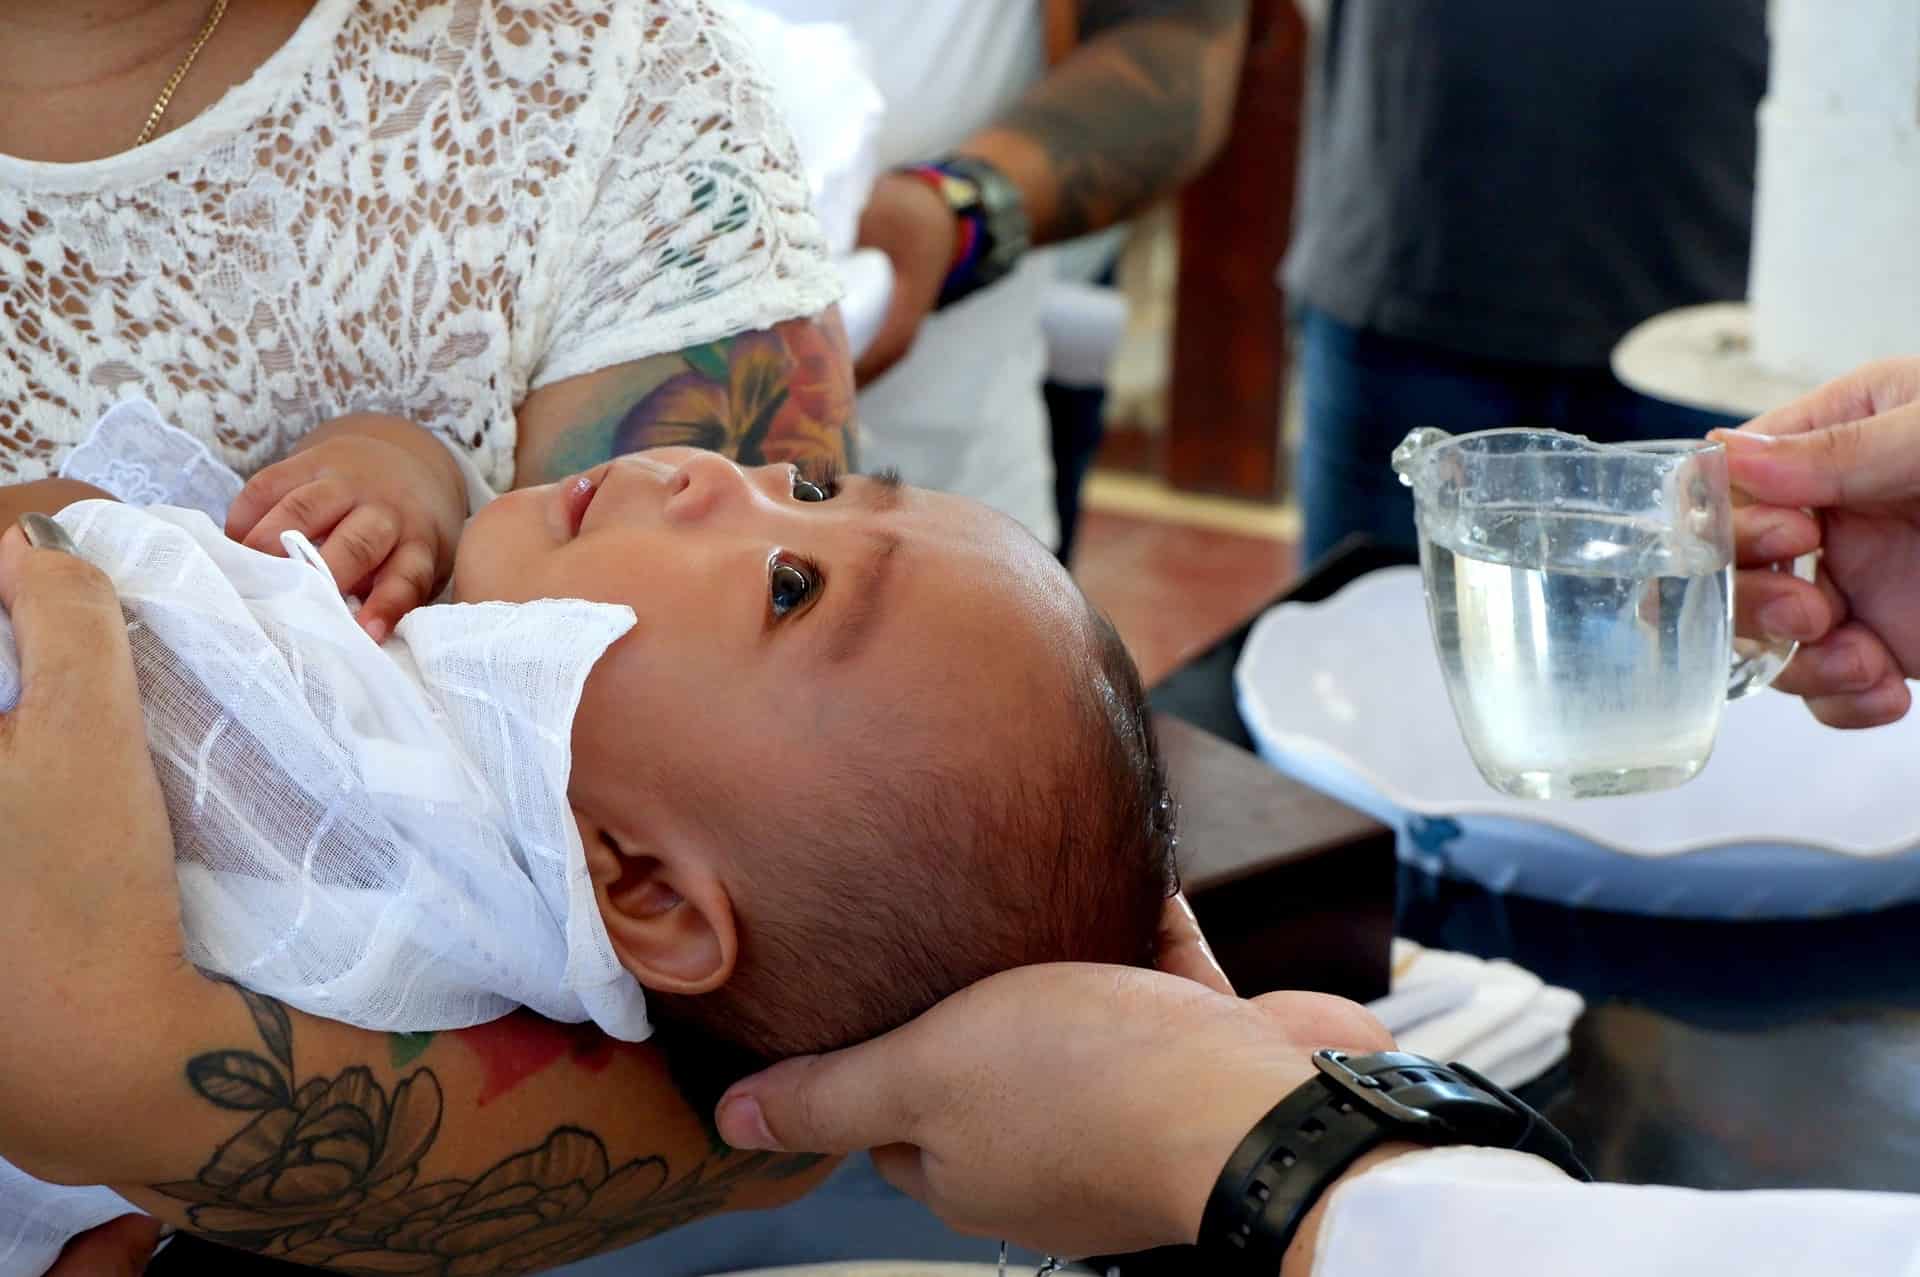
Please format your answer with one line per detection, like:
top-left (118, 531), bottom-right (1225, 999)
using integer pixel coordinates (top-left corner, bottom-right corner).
top-left (0, 404), bottom-right (1175, 1275)
top-left (446, 440), bottom-right (1177, 1057)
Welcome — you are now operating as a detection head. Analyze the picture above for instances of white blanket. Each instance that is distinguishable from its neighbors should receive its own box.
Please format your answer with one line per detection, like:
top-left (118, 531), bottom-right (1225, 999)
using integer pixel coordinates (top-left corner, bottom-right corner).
top-left (0, 403), bottom-right (650, 1276)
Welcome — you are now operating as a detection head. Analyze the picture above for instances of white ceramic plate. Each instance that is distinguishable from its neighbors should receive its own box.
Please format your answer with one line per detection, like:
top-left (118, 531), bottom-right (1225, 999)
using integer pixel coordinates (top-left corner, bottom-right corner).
top-left (1234, 568), bottom-right (1920, 918)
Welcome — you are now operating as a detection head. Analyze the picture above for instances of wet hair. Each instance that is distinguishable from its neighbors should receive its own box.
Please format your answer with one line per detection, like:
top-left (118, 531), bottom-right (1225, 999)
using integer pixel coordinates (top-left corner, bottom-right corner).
top-left (651, 606), bottom-right (1178, 1063)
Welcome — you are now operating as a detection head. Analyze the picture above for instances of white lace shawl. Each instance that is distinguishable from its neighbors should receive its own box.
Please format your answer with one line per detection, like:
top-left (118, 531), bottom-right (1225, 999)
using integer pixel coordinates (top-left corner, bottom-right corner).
top-left (0, 0), bottom-right (840, 490)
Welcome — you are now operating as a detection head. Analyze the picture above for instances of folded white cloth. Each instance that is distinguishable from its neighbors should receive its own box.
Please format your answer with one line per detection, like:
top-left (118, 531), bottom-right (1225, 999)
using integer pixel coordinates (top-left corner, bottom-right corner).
top-left (1367, 941), bottom-right (1584, 1090)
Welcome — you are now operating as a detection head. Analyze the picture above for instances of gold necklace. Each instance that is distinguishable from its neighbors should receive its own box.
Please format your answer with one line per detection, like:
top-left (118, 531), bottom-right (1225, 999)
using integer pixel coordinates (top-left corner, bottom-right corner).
top-left (132, 0), bottom-right (231, 148)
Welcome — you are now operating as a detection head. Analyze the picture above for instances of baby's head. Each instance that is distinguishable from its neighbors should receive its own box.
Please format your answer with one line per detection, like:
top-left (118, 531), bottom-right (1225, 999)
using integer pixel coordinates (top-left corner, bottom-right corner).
top-left (453, 448), bottom-right (1176, 1058)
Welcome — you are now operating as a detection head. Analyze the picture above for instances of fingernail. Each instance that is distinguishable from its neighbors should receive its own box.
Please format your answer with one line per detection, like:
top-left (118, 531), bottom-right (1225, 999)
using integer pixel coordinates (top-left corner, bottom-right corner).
top-left (18, 513), bottom-right (77, 555)
top-left (717, 1096), bottom-right (780, 1151)
top-left (1711, 428), bottom-right (1777, 449)
top-left (1758, 597), bottom-right (1817, 642)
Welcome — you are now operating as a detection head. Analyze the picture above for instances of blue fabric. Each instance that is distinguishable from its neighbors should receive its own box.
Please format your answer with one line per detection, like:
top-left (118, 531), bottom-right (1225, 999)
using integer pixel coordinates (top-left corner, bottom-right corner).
top-left (1296, 307), bottom-right (1742, 565)
top-left (554, 1153), bottom-right (1051, 1276)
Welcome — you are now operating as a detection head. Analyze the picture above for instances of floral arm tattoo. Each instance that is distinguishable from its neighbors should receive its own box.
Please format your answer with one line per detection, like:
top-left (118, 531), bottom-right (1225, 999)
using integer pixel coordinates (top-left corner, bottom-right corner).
top-left (142, 983), bottom-right (823, 1274)
top-left (520, 310), bottom-right (858, 487)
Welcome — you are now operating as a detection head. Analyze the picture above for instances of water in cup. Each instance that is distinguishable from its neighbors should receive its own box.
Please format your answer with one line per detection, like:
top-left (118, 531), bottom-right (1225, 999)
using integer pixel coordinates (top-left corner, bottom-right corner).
top-left (1422, 504), bottom-right (1732, 800)
top-left (1395, 427), bottom-right (1814, 800)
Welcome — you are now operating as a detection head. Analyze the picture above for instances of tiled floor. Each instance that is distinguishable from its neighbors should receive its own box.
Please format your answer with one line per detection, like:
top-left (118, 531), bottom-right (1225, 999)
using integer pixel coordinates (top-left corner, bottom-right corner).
top-left (1071, 479), bottom-right (1298, 685)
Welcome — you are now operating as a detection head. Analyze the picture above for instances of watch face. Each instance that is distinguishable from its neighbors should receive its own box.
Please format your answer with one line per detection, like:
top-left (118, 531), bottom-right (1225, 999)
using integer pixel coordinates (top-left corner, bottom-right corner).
top-left (936, 172), bottom-right (983, 211)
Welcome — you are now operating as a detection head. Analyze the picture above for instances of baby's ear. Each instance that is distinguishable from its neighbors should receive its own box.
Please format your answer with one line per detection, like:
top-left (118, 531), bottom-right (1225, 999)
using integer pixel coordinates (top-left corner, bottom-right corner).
top-left (579, 814), bottom-right (738, 996)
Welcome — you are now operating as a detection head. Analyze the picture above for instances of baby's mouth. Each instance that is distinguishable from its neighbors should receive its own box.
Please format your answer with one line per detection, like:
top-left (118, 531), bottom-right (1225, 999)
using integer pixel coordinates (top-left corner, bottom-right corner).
top-left (562, 472), bottom-right (601, 539)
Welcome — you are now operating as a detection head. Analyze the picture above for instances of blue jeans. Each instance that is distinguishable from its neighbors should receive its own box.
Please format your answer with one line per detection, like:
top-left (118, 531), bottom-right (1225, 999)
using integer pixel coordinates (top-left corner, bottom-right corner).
top-left (1296, 307), bottom-right (1741, 565)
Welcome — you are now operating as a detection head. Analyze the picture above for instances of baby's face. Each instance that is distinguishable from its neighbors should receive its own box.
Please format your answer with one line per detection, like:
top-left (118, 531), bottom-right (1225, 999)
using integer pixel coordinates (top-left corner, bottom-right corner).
top-left (451, 448), bottom-right (1092, 863)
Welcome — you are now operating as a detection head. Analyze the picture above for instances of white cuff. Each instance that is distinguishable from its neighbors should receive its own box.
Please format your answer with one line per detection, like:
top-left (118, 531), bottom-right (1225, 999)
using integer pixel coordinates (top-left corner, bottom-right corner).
top-left (1310, 1147), bottom-right (1920, 1277)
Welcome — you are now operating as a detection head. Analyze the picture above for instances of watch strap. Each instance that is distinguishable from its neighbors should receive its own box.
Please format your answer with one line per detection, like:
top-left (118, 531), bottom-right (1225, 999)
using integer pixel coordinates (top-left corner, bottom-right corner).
top-left (1200, 1051), bottom-right (1591, 1274)
top-left (896, 156), bottom-right (1030, 309)
top-left (897, 164), bottom-right (988, 307)
top-left (1200, 1073), bottom-right (1384, 1273)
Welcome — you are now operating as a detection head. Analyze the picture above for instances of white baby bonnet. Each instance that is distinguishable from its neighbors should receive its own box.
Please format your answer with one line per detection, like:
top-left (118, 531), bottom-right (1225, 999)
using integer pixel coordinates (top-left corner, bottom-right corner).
top-left (0, 402), bottom-right (650, 1040)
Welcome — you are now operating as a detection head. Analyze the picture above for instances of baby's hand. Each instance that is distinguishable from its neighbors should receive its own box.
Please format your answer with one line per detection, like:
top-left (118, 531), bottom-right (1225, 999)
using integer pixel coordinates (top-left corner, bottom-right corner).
top-left (227, 415), bottom-right (466, 642)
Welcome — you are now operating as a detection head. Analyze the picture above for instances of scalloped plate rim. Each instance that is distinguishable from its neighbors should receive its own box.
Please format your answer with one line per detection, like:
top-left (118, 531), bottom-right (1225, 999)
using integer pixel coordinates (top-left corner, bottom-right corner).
top-left (1234, 567), bottom-right (1920, 861)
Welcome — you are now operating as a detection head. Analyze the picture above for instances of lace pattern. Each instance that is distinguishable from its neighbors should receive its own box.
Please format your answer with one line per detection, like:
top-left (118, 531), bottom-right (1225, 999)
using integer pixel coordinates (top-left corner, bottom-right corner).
top-left (0, 0), bottom-right (838, 490)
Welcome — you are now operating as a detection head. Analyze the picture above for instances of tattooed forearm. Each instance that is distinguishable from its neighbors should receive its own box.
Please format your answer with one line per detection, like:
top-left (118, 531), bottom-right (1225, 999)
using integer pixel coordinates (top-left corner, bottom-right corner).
top-left (150, 986), bottom-right (824, 1274)
top-left (523, 311), bottom-right (858, 486)
top-left (971, 0), bottom-right (1249, 242)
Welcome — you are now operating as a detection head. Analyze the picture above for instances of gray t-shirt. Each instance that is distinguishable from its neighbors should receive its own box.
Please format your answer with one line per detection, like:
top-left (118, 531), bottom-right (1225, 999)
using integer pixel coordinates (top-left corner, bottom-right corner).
top-left (1284, 0), bottom-right (1766, 368)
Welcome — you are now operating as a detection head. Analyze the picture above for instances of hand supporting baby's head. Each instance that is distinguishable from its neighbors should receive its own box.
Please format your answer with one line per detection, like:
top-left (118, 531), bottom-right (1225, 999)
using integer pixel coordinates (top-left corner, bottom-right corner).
top-left (453, 447), bottom-right (1177, 1060)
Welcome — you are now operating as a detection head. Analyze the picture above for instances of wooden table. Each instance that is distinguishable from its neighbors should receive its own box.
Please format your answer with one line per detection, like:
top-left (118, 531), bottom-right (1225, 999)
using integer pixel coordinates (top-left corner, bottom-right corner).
top-left (1160, 713), bottom-right (1394, 1003)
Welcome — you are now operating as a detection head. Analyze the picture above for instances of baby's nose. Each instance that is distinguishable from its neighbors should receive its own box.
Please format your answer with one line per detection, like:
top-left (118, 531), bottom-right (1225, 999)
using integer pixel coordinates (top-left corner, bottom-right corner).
top-left (662, 449), bottom-right (754, 524)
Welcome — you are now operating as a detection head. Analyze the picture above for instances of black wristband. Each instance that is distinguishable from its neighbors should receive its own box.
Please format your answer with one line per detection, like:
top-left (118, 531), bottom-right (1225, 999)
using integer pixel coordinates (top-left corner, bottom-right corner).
top-left (1200, 1075), bottom-right (1380, 1273)
top-left (1199, 1051), bottom-right (1591, 1274)
top-left (897, 155), bottom-right (1030, 309)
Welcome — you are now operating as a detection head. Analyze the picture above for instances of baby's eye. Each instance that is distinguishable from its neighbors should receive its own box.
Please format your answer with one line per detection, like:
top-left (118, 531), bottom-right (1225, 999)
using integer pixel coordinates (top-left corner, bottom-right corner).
top-left (770, 556), bottom-right (817, 618)
top-left (790, 465), bottom-right (836, 503)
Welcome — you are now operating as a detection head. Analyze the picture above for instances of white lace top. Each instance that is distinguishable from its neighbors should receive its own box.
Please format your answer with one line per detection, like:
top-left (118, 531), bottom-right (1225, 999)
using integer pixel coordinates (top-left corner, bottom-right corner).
top-left (0, 0), bottom-right (840, 490)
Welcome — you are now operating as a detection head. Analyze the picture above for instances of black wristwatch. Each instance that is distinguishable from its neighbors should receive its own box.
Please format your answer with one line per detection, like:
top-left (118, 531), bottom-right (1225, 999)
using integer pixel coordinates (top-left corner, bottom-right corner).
top-left (898, 155), bottom-right (1031, 309)
top-left (1199, 1050), bottom-right (1591, 1273)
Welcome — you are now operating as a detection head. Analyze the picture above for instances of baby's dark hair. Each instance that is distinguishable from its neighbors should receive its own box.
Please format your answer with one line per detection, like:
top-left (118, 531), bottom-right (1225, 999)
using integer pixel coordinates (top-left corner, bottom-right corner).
top-left (652, 606), bottom-right (1178, 1062)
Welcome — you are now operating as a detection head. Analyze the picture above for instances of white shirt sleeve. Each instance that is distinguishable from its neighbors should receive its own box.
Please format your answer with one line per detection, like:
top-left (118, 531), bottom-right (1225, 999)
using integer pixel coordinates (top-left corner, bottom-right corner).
top-left (1312, 1148), bottom-right (1920, 1276)
top-left (531, 0), bottom-right (844, 390)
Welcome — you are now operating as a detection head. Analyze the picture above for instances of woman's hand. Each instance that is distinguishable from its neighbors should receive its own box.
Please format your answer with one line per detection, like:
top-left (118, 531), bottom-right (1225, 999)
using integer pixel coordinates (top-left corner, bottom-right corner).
top-left (0, 524), bottom-right (194, 1174)
top-left (226, 414), bottom-right (467, 642)
top-left (1720, 357), bottom-right (1920, 728)
top-left (715, 963), bottom-right (1392, 1260)
top-left (0, 478), bottom-right (114, 526)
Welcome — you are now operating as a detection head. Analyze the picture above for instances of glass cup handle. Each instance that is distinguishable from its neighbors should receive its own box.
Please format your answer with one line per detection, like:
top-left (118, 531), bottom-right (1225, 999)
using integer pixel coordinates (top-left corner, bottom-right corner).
top-left (1728, 550), bottom-right (1821, 701)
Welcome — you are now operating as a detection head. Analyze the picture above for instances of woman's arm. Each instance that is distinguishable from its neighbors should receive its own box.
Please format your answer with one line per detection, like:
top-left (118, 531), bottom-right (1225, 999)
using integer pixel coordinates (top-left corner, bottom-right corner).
top-left (92, 981), bottom-right (832, 1269)
top-left (0, 478), bottom-right (113, 523)
top-left (0, 529), bottom-right (830, 1273)
top-left (513, 308), bottom-right (858, 486)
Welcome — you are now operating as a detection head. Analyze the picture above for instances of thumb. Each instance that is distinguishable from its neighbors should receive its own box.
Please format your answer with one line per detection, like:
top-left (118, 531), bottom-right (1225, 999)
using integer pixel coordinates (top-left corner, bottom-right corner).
top-left (1716, 406), bottom-right (1920, 509)
top-left (0, 522), bottom-right (142, 730)
top-left (716, 1040), bottom-right (926, 1155)
top-left (1250, 990), bottom-right (1397, 1054)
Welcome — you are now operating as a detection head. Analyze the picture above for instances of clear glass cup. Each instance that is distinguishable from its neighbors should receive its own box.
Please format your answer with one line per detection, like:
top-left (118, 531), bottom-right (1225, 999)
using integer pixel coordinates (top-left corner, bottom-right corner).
top-left (1392, 428), bottom-right (1815, 800)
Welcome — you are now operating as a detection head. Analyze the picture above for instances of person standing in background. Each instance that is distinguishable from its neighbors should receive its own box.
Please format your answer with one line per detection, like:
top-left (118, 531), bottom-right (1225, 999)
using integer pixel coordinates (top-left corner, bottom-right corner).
top-left (755, 0), bottom-right (1250, 553)
top-left (1288, 0), bottom-right (1767, 563)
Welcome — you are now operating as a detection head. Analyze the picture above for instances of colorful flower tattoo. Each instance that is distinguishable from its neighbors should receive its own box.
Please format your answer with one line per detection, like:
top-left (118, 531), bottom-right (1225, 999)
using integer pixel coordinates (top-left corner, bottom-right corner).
top-left (532, 312), bottom-right (857, 484)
